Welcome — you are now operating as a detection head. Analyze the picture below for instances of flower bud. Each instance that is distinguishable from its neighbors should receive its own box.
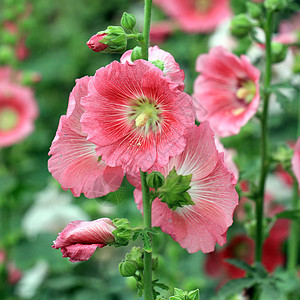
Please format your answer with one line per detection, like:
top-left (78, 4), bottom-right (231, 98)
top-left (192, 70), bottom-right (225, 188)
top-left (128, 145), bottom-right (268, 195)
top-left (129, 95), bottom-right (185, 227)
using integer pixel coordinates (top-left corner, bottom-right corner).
top-left (121, 12), bottom-right (136, 30)
top-left (119, 260), bottom-right (138, 277)
top-left (87, 26), bottom-right (127, 54)
top-left (131, 46), bottom-right (142, 61)
top-left (86, 33), bottom-right (109, 52)
top-left (230, 14), bottom-right (253, 38)
top-left (125, 246), bottom-right (144, 270)
top-left (271, 41), bottom-right (288, 63)
top-left (146, 171), bottom-right (165, 189)
top-left (0, 45), bottom-right (15, 64)
top-left (246, 2), bottom-right (262, 19)
top-left (112, 218), bottom-right (132, 247)
top-left (264, 0), bottom-right (288, 11)
top-left (170, 288), bottom-right (200, 300)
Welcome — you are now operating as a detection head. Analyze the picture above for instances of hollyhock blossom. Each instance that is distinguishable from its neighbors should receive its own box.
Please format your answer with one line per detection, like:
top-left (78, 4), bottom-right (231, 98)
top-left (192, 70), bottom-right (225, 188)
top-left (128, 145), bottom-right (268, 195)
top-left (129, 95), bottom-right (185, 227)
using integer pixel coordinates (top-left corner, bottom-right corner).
top-left (52, 218), bottom-right (116, 262)
top-left (0, 67), bottom-right (38, 147)
top-left (81, 60), bottom-right (195, 173)
top-left (86, 33), bottom-right (109, 52)
top-left (292, 137), bottom-right (300, 186)
top-left (48, 76), bottom-right (124, 198)
top-left (129, 122), bottom-right (238, 253)
top-left (120, 46), bottom-right (185, 91)
top-left (153, 0), bottom-right (231, 33)
top-left (193, 47), bottom-right (260, 137)
top-left (277, 13), bottom-right (300, 47)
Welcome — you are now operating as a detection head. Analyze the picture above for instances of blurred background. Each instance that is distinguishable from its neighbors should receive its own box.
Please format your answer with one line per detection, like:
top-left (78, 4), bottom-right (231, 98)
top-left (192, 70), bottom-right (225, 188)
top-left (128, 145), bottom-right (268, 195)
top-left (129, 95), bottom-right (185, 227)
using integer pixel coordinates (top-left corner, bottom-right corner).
top-left (0, 0), bottom-right (300, 299)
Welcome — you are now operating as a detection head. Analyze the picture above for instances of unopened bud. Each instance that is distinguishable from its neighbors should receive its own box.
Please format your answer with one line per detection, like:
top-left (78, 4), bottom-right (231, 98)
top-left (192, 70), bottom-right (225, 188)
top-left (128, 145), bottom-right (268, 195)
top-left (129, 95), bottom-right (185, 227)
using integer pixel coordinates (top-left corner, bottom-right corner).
top-left (147, 171), bottom-right (165, 189)
top-left (271, 41), bottom-right (288, 63)
top-left (131, 46), bottom-right (142, 61)
top-left (86, 33), bottom-right (109, 52)
top-left (121, 12), bottom-right (136, 30)
top-left (230, 14), bottom-right (252, 38)
top-left (246, 2), bottom-right (262, 19)
top-left (119, 260), bottom-right (138, 277)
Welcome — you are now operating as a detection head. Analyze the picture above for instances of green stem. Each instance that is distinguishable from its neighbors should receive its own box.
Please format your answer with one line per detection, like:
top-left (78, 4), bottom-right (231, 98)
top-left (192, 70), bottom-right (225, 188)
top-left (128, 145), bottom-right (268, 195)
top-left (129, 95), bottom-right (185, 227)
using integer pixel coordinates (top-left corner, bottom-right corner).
top-left (140, 170), bottom-right (153, 300)
top-left (287, 180), bottom-right (299, 272)
top-left (141, 0), bottom-right (152, 60)
top-left (255, 11), bottom-right (273, 263)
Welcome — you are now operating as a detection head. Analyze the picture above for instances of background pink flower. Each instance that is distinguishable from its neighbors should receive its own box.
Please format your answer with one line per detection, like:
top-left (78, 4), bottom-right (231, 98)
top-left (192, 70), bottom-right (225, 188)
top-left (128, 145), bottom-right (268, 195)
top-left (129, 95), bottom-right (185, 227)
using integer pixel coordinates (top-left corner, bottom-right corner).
top-left (193, 47), bottom-right (260, 137)
top-left (52, 218), bottom-right (116, 262)
top-left (0, 67), bottom-right (38, 147)
top-left (48, 76), bottom-right (124, 198)
top-left (153, 0), bottom-right (231, 33)
top-left (81, 60), bottom-right (195, 173)
top-left (121, 46), bottom-right (185, 91)
top-left (130, 122), bottom-right (238, 253)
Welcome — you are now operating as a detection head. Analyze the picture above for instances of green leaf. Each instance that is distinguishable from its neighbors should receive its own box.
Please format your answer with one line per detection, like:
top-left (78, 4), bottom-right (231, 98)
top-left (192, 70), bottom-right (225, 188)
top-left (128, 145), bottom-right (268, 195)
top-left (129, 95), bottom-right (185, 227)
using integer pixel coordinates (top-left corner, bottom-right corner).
top-left (259, 281), bottom-right (281, 300)
top-left (152, 279), bottom-right (169, 291)
top-left (276, 209), bottom-right (300, 220)
top-left (218, 277), bottom-right (258, 298)
top-left (141, 231), bottom-right (152, 252)
top-left (225, 259), bottom-right (255, 275)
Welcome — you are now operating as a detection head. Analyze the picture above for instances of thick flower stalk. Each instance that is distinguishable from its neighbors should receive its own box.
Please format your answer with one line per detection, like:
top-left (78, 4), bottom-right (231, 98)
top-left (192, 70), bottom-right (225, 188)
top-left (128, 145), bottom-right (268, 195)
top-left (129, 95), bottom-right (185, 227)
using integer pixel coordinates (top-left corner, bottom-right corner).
top-left (48, 76), bottom-right (124, 198)
top-left (52, 218), bottom-right (116, 262)
top-left (193, 46), bottom-right (260, 137)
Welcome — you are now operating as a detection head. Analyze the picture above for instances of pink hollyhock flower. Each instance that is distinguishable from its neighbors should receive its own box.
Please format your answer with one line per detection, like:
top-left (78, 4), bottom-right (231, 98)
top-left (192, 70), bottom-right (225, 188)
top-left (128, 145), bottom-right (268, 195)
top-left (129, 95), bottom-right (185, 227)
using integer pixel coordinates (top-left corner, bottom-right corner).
top-left (52, 218), bottom-right (116, 262)
top-left (120, 46), bottom-right (185, 91)
top-left (129, 122), bottom-right (238, 253)
top-left (86, 33), bottom-right (109, 52)
top-left (0, 250), bottom-right (22, 284)
top-left (48, 76), bottom-right (124, 198)
top-left (0, 67), bottom-right (38, 147)
top-left (292, 137), bottom-right (300, 186)
top-left (193, 47), bottom-right (260, 137)
top-left (81, 60), bottom-right (195, 173)
top-left (150, 21), bottom-right (175, 44)
top-left (154, 0), bottom-right (231, 33)
top-left (214, 138), bottom-right (239, 183)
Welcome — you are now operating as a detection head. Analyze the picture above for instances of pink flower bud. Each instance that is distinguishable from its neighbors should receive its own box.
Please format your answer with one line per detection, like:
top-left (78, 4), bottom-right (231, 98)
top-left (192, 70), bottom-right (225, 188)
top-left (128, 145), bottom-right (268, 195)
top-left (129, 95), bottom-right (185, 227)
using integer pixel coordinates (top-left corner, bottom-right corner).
top-left (52, 218), bottom-right (116, 262)
top-left (86, 33), bottom-right (109, 52)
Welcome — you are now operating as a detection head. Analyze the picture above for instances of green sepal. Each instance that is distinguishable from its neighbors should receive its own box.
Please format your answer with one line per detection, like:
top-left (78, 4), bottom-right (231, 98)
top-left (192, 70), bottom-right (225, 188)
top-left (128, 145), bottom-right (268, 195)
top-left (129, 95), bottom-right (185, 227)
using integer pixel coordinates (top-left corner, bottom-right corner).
top-left (112, 218), bottom-right (132, 247)
top-left (125, 246), bottom-right (144, 270)
top-left (150, 60), bottom-right (165, 72)
top-left (97, 26), bottom-right (127, 53)
top-left (158, 168), bottom-right (194, 210)
top-left (170, 288), bottom-right (199, 300)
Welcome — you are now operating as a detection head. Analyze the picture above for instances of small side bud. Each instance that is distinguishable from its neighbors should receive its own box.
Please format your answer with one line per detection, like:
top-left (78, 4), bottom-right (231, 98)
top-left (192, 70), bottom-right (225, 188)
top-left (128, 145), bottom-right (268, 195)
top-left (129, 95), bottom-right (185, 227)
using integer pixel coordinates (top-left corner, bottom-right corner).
top-left (121, 12), bottom-right (136, 30)
top-left (119, 260), bottom-right (138, 277)
top-left (230, 14), bottom-right (252, 38)
top-left (152, 256), bottom-right (159, 271)
top-left (246, 2), bottom-right (262, 19)
top-left (147, 171), bottom-right (165, 189)
top-left (271, 41), bottom-right (288, 63)
top-left (131, 46), bottom-right (142, 61)
top-left (0, 45), bottom-right (16, 64)
top-left (170, 288), bottom-right (200, 300)
top-left (264, 0), bottom-right (288, 11)
top-left (125, 247), bottom-right (144, 270)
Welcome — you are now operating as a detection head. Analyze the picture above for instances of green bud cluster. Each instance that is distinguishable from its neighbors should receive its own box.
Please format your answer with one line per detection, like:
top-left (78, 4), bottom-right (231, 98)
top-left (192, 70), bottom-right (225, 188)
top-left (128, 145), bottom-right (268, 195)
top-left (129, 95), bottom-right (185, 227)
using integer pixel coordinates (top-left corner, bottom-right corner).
top-left (170, 288), bottom-right (200, 300)
top-left (157, 168), bottom-right (194, 210)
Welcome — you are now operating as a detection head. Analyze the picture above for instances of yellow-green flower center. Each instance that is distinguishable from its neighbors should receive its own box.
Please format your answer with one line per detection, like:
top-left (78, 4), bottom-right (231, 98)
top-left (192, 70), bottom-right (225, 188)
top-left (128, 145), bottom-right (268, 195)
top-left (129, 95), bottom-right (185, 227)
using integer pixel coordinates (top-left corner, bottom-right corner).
top-left (128, 98), bottom-right (161, 133)
top-left (195, 0), bottom-right (211, 12)
top-left (236, 80), bottom-right (256, 104)
top-left (0, 107), bottom-right (18, 131)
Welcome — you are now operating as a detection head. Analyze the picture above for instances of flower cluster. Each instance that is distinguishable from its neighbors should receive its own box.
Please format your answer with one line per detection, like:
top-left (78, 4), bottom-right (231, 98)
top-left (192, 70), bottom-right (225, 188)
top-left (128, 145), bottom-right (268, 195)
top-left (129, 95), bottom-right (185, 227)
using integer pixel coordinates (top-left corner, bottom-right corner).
top-left (49, 44), bottom-right (264, 261)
